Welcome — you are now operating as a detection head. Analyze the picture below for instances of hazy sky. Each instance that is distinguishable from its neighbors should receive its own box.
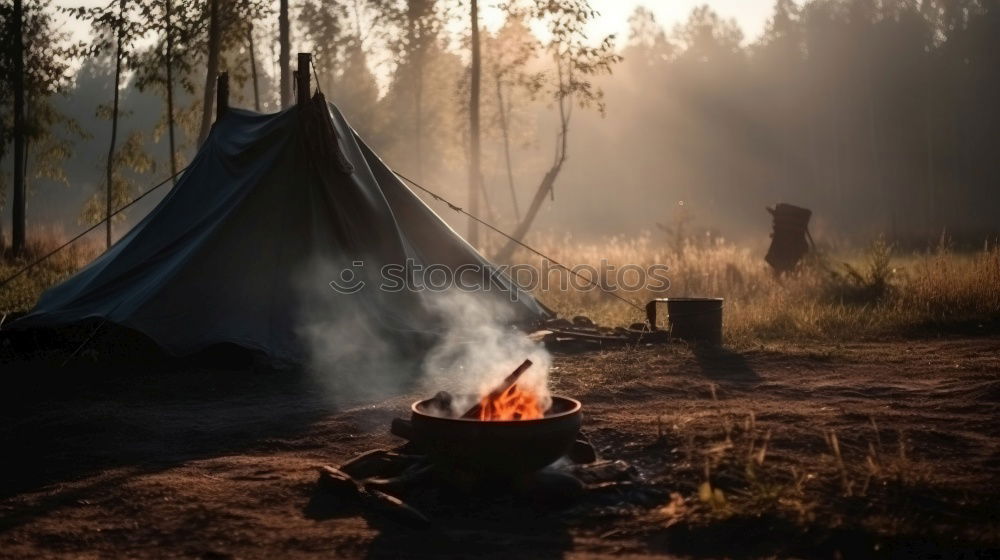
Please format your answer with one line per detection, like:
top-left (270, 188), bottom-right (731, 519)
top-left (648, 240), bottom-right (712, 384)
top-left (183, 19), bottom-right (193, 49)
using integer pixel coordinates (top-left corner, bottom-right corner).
top-left (483, 1), bottom-right (773, 41)
top-left (56, 1), bottom-right (775, 47)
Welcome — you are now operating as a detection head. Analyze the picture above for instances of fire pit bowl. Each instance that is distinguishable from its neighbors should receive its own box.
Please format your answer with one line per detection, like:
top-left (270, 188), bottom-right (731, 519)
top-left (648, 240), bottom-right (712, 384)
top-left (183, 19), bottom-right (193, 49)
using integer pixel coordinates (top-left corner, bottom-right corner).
top-left (410, 396), bottom-right (582, 478)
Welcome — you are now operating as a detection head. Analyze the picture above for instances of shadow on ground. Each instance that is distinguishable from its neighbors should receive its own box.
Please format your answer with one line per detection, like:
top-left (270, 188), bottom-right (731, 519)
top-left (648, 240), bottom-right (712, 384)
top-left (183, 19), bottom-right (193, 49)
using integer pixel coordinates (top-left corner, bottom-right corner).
top-left (692, 344), bottom-right (761, 383)
top-left (304, 480), bottom-right (574, 559)
top-left (0, 359), bottom-right (327, 502)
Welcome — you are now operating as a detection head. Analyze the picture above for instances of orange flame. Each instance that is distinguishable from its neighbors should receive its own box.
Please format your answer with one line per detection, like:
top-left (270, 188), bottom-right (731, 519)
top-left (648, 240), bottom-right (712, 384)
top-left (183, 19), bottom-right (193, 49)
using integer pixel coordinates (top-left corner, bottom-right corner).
top-left (478, 383), bottom-right (544, 421)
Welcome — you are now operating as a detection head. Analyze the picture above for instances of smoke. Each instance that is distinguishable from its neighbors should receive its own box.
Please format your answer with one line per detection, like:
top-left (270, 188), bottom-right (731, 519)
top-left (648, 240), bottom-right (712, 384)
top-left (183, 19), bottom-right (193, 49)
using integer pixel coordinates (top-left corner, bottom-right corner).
top-left (294, 258), bottom-right (421, 406)
top-left (295, 259), bottom-right (551, 412)
top-left (418, 291), bottom-right (552, 416)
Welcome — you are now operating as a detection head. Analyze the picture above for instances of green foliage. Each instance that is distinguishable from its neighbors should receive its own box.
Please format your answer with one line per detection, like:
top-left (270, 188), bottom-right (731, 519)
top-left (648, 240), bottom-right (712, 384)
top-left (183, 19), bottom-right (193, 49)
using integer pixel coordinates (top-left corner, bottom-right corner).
top-left (0, 0), bottom-right (85, 212)
top-left (79, 130), bottom-right (155, 227)
top-left (514, 0), bottom-right (622, 115)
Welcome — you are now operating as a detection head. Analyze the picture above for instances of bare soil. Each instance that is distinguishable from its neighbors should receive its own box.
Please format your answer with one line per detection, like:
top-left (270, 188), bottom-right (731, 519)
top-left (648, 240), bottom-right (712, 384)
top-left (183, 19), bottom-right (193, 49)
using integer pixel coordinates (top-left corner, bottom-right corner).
top-left (1, 336), bottom-right (999, 559)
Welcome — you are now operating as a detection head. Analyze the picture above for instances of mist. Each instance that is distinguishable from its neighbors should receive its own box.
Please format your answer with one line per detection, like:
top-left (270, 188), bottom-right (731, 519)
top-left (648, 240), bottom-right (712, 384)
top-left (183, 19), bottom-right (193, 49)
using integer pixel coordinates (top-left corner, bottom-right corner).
top-left (3, 1), bottom-right (999, 253)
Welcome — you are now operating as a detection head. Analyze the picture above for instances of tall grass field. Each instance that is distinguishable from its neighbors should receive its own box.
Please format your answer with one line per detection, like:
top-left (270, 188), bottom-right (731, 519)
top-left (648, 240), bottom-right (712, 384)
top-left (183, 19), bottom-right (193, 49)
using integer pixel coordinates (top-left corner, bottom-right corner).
top-left (3, 229), bottom-right (1000, 343)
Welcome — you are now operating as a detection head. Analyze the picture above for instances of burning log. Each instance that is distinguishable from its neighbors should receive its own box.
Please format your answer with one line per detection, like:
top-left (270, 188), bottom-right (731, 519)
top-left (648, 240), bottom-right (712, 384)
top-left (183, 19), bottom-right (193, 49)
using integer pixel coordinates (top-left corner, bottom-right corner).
top-left (460, 359), bottom-right (533, 419)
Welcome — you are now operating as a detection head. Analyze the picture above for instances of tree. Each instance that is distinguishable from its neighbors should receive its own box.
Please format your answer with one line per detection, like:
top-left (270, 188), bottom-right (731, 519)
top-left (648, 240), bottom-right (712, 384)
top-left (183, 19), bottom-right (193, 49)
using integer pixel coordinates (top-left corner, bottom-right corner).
top-left (1, 0), bottom-right (80, 255)
top-left (375, 0), bottom-right (453, 182)
top-left (279, 0), bottom-right (291, 109)
top-left (483, 13), bottom-right (544, 223)
top-left (133, 1), bottom-right (182, 184)
top-left (80, 129), bottom-right (155, 229)
top-left (386, 0), bottom-right (443, 181)
top-left (70, 0), bottom-right (153, 245)
top-left (336, 40), bottom-right (381, 136)
top-left (626, 6), bottom-right (672, 65)
top-left (197, 0), bottom-right (221, 147)
top-left (468, 0), bottom-right (482, 246)
top-left (105, 0), bottom-right (126, 248)
top-left (10, 0), bottom-right (26, 255)
top-left (165, 0), bottom-right (178, 178)
top-left (246, 20), bottom-right (260, 111)
top-left (297, 0), bottom-right (348, 95)
top-left (192, 0), bottom-right (272, 144)
top-left (493, 0), bottom-right (620, 262)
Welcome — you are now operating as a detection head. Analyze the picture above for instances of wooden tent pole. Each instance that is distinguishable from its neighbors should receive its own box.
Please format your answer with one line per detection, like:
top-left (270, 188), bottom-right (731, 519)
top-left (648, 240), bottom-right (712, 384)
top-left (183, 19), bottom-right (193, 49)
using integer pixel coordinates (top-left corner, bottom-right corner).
top-left (216, 71), bottom-right (229, 120)
top-left (297, 53), bottom-right (311, 105)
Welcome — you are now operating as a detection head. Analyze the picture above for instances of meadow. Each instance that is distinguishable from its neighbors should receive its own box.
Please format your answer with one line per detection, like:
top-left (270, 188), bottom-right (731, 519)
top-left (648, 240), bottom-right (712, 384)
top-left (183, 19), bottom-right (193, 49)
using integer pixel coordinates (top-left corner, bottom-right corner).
top-left (495, 231), bottom-right (1000, 344)
top-left (5, 229), bottom-right (1000, 344)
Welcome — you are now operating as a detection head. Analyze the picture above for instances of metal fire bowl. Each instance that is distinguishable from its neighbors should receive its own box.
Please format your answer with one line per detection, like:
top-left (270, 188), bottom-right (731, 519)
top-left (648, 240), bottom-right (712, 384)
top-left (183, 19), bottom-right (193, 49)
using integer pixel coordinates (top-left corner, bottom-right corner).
top-left (410, 396), bottom-right (582, 478)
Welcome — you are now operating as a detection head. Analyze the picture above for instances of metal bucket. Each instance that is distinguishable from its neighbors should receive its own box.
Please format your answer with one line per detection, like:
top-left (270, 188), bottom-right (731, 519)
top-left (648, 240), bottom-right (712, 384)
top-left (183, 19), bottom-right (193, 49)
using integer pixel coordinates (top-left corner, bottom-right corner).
top-left (665, 297), bottom-right (723, 345)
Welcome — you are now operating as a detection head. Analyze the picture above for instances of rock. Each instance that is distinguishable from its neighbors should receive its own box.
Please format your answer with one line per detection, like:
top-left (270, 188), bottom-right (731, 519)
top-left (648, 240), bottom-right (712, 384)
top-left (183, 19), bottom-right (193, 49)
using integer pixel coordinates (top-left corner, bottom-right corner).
top-left (523, 470), bottom-right (585, 509)
top-left (567, 438), bottom-right (599, 464)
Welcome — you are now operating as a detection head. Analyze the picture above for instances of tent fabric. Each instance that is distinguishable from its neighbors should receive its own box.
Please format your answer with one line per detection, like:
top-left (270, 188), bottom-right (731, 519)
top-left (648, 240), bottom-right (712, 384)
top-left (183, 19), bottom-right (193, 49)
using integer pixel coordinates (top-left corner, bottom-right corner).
top-left (11, 95), bottom-right (551, 363)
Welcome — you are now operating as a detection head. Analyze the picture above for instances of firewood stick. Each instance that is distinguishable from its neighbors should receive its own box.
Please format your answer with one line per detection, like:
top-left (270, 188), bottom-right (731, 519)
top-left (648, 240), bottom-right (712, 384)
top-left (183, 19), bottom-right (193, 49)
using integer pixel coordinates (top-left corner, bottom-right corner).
top-left (363, 463), bottom-right (435, 496)
top-left (316, 465), bottom-right (430, 528)
top-left (460, 359), bottom-right (533, 419)
top-left (362, 488), bottom-right (431, 528)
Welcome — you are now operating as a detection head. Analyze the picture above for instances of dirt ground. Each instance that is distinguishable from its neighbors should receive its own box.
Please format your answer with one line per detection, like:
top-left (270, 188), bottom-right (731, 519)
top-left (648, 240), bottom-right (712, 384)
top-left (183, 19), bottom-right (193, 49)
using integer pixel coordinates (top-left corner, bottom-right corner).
top-left (1, 336), bottom-right (998, 559)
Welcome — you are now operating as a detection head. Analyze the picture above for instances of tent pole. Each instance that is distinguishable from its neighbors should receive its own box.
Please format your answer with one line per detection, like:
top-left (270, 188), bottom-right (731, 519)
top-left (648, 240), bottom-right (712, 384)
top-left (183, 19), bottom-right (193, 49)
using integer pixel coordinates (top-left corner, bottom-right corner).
top-left (216, 71), bottom-right (229, 120)
top-left (297, 53), bottom-right (311, 105)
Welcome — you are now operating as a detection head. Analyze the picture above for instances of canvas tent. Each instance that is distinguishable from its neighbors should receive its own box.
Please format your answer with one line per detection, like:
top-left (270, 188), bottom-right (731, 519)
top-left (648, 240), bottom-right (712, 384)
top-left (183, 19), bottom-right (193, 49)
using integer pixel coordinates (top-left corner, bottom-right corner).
top-left (10, 90), bottom-right (551, 363)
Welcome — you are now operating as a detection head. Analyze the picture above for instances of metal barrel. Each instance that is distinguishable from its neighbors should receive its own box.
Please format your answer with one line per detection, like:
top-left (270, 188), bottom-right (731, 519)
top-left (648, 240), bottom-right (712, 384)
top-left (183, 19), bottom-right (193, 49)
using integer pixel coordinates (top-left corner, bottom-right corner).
top-left (666, 297), bottom-right (723, 345)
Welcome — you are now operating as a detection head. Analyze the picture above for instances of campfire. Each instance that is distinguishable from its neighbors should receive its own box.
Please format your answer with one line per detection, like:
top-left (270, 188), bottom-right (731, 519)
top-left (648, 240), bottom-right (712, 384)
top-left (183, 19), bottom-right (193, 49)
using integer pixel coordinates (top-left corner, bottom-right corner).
top-left (311, 358), bottom-right (661, 528)
top-left (456, 359), bottom-right (542, 421)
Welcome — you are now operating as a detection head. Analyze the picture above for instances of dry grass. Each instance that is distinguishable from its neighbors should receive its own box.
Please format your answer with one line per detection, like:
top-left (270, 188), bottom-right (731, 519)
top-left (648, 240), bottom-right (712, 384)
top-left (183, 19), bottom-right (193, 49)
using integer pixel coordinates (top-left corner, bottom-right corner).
top-left (547, 338), bottom-right (1000, 553)
top-left (493, 232), bottom-right (1000, 344)
top-left (0, 229), bottom-right (103, 317)
top-left (3, 229), bottom-right (999, 344)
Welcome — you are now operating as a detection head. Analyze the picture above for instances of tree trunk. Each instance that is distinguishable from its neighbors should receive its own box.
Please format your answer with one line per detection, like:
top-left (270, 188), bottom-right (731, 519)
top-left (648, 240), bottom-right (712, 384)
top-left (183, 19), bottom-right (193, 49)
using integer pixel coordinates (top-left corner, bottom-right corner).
top-left (11, 0), bottom-right (26, 256)
top-left (279, 0), bottom-right (291, 109)
top-left (925, 108), bottom-right (936, 230)
top-left (407, 15), bottom-right (424, 181)
top-left (493, 159), bottom-right (563, 263)
top-left (414, 44), bottom-right (424, 181)
top-left (197, 0), bottom-right (220, 147)
top-left (105, 0), bottom-right (126, 249)
top-left (247, 22), bottom-right (261, 112)
top-left (479, 169), bottom-right (496, 225)
top-left (496, 77), bottom-right (520, 221)
top-left (494, 89), bottom-right (570, 264)
top-left (467, 0), bottom-right (482, 246)
top-left (165, 0), bottom-right (178, 185)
